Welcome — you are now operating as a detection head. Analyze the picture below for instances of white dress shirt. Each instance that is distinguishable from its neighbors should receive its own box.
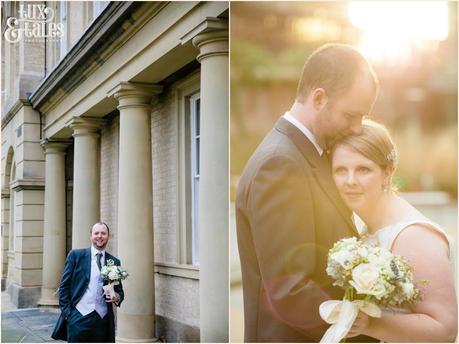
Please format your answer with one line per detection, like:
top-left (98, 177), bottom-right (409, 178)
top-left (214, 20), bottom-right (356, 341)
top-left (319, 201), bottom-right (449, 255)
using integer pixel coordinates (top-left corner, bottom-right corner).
top-left (283, 111), bottom-right (324, 156)
top-left (76, 246), bottom-right (107, 318)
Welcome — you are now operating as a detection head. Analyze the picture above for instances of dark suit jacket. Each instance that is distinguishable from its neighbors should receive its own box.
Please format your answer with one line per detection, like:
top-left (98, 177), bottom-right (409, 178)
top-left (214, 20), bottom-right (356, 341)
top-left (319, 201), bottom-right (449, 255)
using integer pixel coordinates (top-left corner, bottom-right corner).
top-left (51, 248), bottom-right (125, 342)
top-left (236, 118), bottom-right (359, 342)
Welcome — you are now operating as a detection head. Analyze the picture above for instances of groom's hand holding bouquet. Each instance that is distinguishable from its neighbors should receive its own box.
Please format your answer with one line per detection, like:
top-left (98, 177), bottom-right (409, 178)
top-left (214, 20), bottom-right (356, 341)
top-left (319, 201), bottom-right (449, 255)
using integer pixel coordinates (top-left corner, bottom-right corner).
top-left (319, 237), bottom-right (424, 343)
top-left (100, 259), bottom-right (129, 304)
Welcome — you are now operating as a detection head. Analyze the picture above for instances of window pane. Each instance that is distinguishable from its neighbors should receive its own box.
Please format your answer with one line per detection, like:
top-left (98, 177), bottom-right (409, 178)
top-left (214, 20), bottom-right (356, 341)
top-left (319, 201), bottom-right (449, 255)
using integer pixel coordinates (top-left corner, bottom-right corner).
top-left (190, 94), bottom-right (200, 266)
top-left (196, 137), bottom-right (200, 176)
top-left (196, 98), bottom-right (200, 136)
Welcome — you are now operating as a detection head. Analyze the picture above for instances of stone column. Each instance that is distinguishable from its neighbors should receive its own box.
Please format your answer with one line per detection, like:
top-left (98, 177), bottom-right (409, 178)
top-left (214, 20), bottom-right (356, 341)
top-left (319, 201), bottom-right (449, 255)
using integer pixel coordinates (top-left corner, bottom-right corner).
top-left (66, 117), bottom-right (105, 249)
top-left (192, 23), bottom-right (229, 342)
top-left (108, 82), bottom-right (162, 342)
top-left (38, 140), bottom-right (70, 306)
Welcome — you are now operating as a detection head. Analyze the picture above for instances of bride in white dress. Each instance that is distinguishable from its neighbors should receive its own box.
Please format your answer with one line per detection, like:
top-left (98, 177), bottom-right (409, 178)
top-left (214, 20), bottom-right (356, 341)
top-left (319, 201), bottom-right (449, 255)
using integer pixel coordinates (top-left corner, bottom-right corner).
top-left (330, 119), bottom-right (457, 342)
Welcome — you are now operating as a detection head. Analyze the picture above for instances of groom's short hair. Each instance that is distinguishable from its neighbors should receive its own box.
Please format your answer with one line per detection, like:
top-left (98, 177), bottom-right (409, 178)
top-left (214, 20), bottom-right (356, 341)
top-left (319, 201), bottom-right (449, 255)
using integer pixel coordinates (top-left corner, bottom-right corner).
top-left (91, 222), bottom-right (110, 234)
top-left (295, 43), bottom-right (379, 103)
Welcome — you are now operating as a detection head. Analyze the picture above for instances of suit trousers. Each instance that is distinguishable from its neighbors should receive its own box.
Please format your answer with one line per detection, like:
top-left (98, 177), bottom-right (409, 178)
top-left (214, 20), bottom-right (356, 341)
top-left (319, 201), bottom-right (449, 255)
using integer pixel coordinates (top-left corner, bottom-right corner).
top-left (67, 308), bottom-right (109, 343)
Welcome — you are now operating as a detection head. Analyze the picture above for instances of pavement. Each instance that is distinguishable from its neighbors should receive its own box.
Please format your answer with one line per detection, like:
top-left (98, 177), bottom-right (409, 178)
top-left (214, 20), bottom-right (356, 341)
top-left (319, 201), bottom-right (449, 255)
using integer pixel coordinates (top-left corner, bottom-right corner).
top-left (1, 292), bottom-right (63, 343)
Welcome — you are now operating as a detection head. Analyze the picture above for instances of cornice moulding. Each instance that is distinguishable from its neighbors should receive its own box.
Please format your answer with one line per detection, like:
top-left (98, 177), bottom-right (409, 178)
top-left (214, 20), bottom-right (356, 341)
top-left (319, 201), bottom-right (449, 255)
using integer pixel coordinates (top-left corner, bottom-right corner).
top-left (28, 2), bottom-right (166, 112)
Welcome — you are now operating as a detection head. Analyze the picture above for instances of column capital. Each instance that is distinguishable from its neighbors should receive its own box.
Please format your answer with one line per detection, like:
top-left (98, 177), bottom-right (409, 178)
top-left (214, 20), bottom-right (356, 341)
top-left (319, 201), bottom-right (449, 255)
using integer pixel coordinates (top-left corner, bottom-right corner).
top-left (181, 17), bottom-right (228, 44)
top-left (183, 18), bottom-right (228, 63)
top-left (40, 139), bottom-right (72, 155)
top-left (107, 82), bottom-right (163, 110)
top-left (65, 116), bottom-right (105, 137)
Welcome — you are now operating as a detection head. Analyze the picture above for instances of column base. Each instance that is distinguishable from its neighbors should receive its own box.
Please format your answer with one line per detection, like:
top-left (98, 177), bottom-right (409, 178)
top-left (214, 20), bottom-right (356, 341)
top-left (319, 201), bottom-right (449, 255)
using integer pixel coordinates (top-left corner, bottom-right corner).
top-left (37, 287), bottom-right (60, 307)
top-left (156, 314), bottom-right (200, 343)
top-left (6, 282), bottom-right (41, 308)
top-left (117, 312), bottom-right (155, 342)
top-left (37, 299), bottom-right (60, 308)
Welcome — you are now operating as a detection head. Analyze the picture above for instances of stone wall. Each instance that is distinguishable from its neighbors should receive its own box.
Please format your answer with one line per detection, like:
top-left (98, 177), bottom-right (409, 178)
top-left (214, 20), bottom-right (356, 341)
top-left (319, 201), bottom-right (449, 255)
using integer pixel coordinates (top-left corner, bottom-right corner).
top-left (100, 117), bottom-right (120, 255)
top-left (151, 86), bottom-right (178, 264)
top-left (1, 104), bottom-right (45, 307)
top-left (151, 75), bottom-right (200, 341)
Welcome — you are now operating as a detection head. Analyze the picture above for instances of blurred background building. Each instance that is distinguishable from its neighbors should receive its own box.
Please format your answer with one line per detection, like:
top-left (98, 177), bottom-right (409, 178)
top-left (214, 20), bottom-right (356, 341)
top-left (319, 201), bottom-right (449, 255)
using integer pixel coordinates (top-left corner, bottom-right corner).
top-left (1, 1), bottom-right (229, 342)
top-left (230, 1), bottom-right (457, 341)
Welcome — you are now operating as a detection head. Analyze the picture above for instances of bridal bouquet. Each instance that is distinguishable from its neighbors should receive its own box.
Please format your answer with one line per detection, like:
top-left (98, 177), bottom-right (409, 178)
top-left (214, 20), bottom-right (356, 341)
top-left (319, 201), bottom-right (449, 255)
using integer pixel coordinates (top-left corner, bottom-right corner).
top-left (319, 237), bottom-right (422, 343)
top-left (100, 259), bottom-right (128, 300)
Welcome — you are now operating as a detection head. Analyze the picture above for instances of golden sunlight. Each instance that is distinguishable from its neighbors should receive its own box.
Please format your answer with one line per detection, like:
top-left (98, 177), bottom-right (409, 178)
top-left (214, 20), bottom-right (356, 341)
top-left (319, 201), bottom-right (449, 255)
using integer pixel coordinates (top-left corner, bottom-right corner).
top-left (348, 1), bottom-right (449, 64)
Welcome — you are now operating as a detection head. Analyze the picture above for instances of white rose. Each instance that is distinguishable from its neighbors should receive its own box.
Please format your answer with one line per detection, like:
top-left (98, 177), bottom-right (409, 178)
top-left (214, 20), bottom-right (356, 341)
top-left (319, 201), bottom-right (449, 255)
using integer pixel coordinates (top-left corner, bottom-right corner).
top-left (349, 263), bottom-right (386, 298)
top-left (367, 252), bottom-right (391, 271)
top-left (401, 282), bottom-right (414, 297)
top-left (108, 270), bottom-right (119, 281)
top-left (331, 250), bottom-right (355, 269)
top-left (357, 247), bottom-right (368, 258)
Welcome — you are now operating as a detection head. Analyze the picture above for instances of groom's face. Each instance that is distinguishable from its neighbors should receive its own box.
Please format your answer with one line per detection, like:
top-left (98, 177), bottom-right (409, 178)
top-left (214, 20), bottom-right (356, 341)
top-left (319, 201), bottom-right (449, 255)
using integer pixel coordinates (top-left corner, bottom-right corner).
top-left (318, 74), bottom-right (377, 149)
top-left (91, 223), bottom-right (109, 250)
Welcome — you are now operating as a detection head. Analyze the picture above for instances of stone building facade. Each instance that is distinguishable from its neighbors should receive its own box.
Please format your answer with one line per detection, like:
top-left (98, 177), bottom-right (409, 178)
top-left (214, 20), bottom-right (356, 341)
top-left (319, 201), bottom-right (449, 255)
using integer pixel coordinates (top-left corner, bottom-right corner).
top-left (1, 1), bottom-right (229, 342)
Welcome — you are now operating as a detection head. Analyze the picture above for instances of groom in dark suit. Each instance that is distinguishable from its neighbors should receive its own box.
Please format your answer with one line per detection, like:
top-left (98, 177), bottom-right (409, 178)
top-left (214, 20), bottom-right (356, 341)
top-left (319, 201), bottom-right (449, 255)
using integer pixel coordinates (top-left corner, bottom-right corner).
top-left (51, 222), bottom-right (124, 342)
top-left (236, 44), bottom-right (379, 342)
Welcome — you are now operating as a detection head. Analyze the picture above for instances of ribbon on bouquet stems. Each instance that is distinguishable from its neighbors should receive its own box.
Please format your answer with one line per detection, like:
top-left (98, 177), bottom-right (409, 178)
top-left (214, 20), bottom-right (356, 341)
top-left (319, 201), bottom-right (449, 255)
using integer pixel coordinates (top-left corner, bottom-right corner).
top-left (319, 299), bottom-right (381, 343)
top-left (103, 282), bottom-right (118, 299)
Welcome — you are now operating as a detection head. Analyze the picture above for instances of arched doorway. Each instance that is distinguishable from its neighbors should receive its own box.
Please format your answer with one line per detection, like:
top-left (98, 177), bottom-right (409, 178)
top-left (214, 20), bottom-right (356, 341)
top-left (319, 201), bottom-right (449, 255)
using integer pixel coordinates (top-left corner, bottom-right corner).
top-left (2, 147), bottom-right (15, 289)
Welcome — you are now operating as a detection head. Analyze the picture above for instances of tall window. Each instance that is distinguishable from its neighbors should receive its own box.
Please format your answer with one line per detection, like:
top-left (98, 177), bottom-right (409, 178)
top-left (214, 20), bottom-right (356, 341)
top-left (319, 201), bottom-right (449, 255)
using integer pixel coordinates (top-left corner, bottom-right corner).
top-left (190, 95), bottom-right (200, 266)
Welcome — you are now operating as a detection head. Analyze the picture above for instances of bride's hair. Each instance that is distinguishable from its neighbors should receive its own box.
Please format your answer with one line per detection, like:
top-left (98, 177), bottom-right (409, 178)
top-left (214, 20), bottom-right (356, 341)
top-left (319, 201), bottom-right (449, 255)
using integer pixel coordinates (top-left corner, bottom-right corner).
top-left (332, 119), bottom-right (398, 191)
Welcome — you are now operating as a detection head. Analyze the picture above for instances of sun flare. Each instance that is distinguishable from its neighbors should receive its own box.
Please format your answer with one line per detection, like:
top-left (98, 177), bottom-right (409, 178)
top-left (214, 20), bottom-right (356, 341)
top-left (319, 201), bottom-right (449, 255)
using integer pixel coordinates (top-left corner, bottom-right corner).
top-left (348, 1), bottom-right (449, 64)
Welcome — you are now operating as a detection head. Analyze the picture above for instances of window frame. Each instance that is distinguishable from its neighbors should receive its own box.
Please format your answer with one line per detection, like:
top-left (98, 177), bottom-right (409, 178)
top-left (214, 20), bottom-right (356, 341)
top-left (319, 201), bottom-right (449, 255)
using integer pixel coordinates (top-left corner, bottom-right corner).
top-left (175, 72), bottom-right (201, 268)
top-left (189, 93), bottom-right (200, 266)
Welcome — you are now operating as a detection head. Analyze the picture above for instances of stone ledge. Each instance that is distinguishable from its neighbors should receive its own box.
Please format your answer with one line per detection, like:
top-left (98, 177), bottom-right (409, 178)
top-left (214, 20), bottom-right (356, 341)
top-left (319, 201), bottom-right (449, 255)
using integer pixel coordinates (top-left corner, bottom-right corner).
top-left (10, 179), bottom-right (45, 191)
top-left (154, 262), bottom-right (199, 280)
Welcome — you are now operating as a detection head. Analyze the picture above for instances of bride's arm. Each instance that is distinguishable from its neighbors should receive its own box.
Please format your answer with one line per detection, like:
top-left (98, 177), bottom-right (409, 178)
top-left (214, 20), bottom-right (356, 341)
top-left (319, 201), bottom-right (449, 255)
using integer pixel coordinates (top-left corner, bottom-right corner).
top-left (352, 224), bottom-right (458, 342)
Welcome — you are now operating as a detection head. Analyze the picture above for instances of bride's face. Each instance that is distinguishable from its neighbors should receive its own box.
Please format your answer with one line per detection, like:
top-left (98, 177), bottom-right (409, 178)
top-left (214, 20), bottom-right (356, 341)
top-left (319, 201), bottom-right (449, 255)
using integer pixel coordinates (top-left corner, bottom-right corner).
top-left (331, 145), bottom-right (389, 214)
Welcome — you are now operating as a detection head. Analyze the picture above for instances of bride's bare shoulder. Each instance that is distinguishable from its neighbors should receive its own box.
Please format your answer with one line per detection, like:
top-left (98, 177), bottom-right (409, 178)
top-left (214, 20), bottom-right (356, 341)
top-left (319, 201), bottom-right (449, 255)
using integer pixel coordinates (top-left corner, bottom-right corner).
top-left (392, 222), bottom-right (450, 259)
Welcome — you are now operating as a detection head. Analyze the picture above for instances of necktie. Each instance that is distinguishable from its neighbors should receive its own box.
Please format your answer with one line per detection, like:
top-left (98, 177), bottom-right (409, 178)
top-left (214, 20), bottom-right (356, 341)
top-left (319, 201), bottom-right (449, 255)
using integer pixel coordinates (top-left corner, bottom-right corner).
top-left (96, 253), bottom-right (102, 271)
